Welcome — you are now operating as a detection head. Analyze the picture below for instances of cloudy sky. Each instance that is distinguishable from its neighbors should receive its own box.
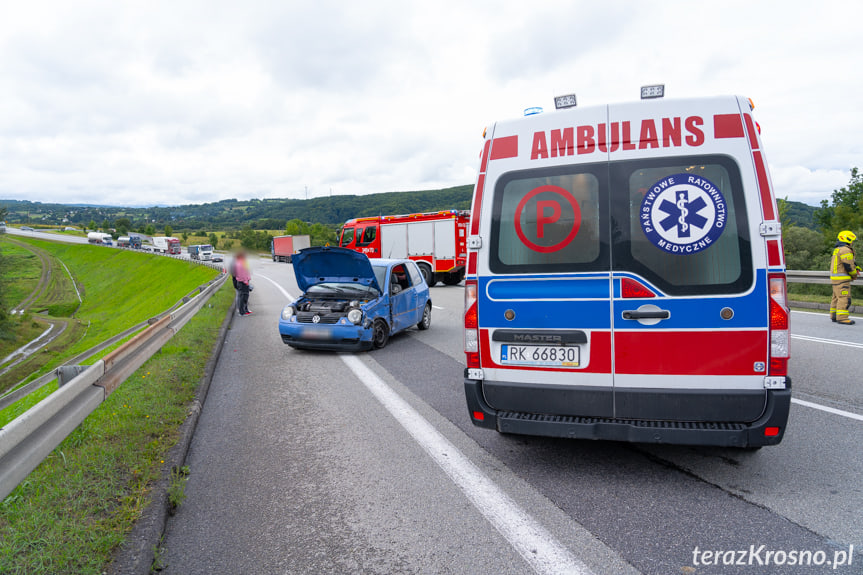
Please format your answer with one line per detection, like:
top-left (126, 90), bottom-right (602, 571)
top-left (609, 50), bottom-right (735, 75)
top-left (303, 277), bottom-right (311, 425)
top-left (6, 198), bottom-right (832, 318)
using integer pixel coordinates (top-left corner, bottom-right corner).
top-left (0, 0), bottom-right (860, 207)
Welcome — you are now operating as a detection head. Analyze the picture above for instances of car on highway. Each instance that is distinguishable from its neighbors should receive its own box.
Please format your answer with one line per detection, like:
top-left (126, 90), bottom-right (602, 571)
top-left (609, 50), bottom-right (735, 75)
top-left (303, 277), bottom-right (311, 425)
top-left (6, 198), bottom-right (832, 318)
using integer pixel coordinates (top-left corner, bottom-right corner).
top-left (279, 246), bottom-right (432, 351)
top-left (20, 226), bottom-right (34, 231)
top-left (212, 254), bottom-right (224, 263)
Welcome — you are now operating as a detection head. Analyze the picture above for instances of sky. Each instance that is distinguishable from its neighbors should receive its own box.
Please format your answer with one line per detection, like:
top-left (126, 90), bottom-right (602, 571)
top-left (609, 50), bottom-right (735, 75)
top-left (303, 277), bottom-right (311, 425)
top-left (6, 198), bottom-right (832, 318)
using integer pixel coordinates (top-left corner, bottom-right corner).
top-left (0, 0), bottom-right (861, 208)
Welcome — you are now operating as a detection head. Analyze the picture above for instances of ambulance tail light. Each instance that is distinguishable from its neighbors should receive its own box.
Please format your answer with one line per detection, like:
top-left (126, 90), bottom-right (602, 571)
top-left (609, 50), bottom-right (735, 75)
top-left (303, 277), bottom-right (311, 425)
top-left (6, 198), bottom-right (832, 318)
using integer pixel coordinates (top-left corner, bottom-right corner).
top-left (464, 280), bottom-right (480, 367)
top-left (768, 273), bottom-right (789, 376)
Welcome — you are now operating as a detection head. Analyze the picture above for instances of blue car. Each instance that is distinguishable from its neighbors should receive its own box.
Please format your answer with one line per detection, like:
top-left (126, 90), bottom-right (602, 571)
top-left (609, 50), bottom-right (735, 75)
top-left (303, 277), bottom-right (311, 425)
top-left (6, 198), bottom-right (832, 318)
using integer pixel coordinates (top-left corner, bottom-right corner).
top-left (279, 247), bottom-right (432, 351)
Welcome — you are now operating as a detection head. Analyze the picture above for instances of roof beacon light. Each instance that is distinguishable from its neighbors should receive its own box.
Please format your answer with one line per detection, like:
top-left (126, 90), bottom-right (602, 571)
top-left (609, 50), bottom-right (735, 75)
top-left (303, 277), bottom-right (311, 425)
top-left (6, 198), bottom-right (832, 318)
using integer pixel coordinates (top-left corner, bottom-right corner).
top-left (554, 94), bottom-right (577, 109)
top-left (640, 84), bottom-right (665, 99)
top-left (524, 106), bottom-right (543, 116)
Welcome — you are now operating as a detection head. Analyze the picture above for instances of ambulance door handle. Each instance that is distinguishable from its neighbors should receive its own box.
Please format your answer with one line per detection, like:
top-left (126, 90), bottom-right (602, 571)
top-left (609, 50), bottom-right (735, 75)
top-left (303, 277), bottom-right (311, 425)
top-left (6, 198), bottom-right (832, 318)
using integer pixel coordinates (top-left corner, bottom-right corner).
top-left (622, 310), bottom-right (670, 320)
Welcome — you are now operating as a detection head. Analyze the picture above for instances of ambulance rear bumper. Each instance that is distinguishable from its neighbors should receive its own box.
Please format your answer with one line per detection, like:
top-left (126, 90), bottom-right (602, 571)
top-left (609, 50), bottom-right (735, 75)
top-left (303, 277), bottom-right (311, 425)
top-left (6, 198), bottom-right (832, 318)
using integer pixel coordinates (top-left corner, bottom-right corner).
top-left (463, 375), bottom-right (792, 448)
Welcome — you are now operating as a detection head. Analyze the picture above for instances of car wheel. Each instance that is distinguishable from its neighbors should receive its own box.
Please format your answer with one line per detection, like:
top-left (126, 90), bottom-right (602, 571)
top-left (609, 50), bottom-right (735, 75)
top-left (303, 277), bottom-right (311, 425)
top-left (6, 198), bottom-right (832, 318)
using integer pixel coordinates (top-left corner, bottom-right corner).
top-left (417, 302), bottom-right (432, 330)
top-left (372, 319), bottom-right (390, 349)
top-left (418, 263), bottom-right (434, 286)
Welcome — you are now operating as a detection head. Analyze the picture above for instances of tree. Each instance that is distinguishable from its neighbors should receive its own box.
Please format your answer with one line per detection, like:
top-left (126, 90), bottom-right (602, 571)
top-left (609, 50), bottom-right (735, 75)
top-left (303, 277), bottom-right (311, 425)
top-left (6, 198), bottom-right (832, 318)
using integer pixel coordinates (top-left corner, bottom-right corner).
top-left (164, 224), bottom-right (173, 237)
top-left (88, 220), bottom-right (97, 232)
top-left (101, 219), bottom-right (111, 232)
top-left (815, 167), bottom-right (863, 241)
top-left (783, 227), bottom-right (828, 270)
top-left (208, 233), bottom-right (219, 249)
top-left (182, 231), bottom-right (189, 242)
top-left (285, 219), bottom-right (311, 236)
top-left (777, 197), bottom-right (793, 231)
top-left (145, 224), bottom-right (156, 236)
top-left (0, 205), bottom-right (7, 222)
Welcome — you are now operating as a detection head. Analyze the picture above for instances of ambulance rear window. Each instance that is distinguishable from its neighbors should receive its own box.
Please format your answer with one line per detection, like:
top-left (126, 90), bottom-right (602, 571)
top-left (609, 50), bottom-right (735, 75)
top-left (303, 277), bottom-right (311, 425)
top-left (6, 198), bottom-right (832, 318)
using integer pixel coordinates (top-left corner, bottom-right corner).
top-left (489, 165), bottom-right (608, 273)
top-left (611, 155), bottom-right (752, 295)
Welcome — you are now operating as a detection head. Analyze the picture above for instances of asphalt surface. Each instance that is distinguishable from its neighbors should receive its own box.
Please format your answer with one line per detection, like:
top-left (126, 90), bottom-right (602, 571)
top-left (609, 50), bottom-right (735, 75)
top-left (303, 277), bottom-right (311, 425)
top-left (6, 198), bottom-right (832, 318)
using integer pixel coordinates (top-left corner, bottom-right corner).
top-left (157, 257), bottom-right (863, 575)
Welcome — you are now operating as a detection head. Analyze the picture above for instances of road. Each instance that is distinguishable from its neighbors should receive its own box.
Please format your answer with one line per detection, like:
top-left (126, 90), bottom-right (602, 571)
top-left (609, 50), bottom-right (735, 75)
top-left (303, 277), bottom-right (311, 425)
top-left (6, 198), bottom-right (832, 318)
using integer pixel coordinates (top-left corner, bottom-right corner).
top-left (156, 256), bottom-right (863, 575)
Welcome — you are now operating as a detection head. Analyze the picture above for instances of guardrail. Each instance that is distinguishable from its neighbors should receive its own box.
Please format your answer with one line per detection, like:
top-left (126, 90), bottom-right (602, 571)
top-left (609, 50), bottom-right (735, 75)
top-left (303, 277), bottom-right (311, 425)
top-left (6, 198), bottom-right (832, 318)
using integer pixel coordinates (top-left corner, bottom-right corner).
top-left (786, 270), bottom-right (862, 285)
top-left (0, 276), bottom-right (227, 413)
top-left (0, 273), bottom-right (227, 501)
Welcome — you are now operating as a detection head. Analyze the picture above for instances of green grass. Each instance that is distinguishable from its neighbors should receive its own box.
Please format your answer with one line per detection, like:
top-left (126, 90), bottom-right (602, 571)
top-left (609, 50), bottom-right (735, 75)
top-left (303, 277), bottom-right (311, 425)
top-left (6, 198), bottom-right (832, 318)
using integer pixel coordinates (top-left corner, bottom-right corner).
top-left (0, 282), bottom-right (234, 575)
top-left (0, 239), bottom-right (42, 309)
top-left (10, 237), bottom-right (218, 358)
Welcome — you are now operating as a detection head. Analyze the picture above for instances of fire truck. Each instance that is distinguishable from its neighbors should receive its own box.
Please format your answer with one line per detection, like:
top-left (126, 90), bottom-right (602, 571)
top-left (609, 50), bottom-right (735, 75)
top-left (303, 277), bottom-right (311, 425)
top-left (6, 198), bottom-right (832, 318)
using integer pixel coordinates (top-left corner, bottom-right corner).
top-left (339, 210), bottom-right (470, 286)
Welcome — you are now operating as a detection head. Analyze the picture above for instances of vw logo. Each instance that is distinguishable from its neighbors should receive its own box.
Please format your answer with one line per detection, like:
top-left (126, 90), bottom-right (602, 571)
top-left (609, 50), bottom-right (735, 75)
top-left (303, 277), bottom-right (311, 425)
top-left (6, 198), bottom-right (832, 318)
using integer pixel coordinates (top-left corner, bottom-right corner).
top-left (312, 315), bottom-right (321, 324)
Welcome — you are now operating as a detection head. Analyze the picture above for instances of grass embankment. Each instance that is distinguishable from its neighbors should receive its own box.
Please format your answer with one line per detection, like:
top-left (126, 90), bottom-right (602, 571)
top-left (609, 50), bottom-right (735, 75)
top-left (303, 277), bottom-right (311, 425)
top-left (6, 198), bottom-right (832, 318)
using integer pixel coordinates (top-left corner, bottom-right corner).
top-left (0, 278), bottom-right (234, 575)
top-left (0, 238), bottom-right (219, 420)
top-left (0, 241), bottom-right (44, 360)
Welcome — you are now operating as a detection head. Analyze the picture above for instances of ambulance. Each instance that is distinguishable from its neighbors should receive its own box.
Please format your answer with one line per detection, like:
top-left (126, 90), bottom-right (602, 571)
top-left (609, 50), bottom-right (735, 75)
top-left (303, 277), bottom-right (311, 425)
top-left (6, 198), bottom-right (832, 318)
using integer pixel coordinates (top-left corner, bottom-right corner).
top-left (463, 89), bottom-right (791, 447)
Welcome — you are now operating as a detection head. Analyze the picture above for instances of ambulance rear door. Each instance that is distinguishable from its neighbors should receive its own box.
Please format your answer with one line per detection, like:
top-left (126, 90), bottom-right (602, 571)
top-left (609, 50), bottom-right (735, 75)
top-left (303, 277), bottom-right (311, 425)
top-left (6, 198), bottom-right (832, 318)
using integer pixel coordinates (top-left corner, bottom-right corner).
top-left (478, 106), bottom-right (615, 418)
top-left (607, 97), bottom-right (769, 423)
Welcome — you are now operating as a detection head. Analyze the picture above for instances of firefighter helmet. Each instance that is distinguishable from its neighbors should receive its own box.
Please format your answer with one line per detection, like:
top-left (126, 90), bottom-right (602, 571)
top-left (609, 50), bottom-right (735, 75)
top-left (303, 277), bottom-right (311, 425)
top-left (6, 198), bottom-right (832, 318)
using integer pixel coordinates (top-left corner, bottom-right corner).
top-left (838, 230), bottom-right (857, 244)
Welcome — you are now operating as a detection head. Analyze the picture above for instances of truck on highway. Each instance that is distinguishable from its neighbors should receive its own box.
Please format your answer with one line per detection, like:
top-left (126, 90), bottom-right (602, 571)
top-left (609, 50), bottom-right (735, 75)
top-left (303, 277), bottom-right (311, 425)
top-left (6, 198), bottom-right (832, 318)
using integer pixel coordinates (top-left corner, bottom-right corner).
top-left (87, 232), bottom-right (114, 246)
top-left (271, 235), bottom-right (311, 263)
top-left (339, 210), bottom-right (470, 286)
top-left (188, 244), bottom-right (214, 261)
top-left (117, 236), bottom-right (142, 249)
top-left (152, 236), bottom-right (182, 255)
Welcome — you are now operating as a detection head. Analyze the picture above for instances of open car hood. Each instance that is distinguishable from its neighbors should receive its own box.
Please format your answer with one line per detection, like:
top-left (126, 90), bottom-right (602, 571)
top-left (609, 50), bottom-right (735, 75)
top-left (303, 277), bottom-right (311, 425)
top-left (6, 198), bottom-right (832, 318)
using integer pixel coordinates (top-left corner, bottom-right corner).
top-left (292, 246), bottom-right (381, 293)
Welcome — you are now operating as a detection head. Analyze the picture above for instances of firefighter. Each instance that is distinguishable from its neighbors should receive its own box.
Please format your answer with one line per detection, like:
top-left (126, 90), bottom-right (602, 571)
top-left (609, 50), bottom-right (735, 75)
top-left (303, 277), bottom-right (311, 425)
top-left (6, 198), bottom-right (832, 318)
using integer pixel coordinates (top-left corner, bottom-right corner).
top-left (830, 230), bottom-right (859, 325)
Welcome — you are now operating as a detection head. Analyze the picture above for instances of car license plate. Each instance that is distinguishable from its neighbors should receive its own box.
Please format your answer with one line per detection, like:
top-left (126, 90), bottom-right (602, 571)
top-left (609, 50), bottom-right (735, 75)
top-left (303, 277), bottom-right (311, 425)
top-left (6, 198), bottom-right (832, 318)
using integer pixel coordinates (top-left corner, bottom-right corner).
top-left (500, 345), bottom-right (580, 367)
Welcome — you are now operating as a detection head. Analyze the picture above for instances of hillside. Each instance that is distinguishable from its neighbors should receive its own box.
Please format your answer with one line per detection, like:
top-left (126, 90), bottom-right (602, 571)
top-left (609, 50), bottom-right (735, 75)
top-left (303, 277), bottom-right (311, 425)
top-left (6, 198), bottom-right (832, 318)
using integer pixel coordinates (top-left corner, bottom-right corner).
top-left (0, 237), bottom-right (219, 394)
top-left (0, 185), bottom-right (474, 231)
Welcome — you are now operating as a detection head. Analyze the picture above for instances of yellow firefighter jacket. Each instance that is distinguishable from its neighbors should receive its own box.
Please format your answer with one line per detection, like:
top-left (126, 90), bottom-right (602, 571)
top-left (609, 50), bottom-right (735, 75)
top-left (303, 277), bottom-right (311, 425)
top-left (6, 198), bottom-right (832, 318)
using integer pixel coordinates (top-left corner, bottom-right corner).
top-left (831, 243), bottom-right (857, 282)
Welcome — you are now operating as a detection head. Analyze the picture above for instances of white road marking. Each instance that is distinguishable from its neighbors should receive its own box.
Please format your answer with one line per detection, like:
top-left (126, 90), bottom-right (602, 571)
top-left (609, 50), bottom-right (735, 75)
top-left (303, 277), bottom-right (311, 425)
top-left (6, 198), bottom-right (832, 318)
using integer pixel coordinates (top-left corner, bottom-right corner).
top-left (792, 398), bottom-right (863, 422)
top-left (791, 334), bottom-right (863, 349)
top-left (791, 309), bottom-right (857, 319)
top-left (341, 355), bottom-right (591, 575)
top-left (261, 272), bottom-right (593, 575)
top-left (257, 274), bottom-right (293, 299)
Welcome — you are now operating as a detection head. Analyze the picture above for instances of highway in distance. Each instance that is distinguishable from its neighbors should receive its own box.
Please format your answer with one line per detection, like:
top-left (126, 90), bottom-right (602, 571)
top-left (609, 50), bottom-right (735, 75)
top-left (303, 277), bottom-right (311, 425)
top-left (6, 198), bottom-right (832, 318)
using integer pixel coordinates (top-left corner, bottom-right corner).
top-left (159, 256), bottom-right (863, 575)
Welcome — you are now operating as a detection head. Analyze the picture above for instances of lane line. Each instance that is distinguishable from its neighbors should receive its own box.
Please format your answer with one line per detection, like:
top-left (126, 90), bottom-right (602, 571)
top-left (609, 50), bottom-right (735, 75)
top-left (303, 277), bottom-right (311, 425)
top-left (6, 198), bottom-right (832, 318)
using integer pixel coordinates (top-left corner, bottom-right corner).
top-left (792, 398), bottom-right (863, 422)
top-left (260, 272), bottom-right (592, 575)
top-left (791, 309), bottom-right (858, 319)
top-left (791, 334), bottom-right (863, 349)
top-left (341, 355), bottom-right (591, 575)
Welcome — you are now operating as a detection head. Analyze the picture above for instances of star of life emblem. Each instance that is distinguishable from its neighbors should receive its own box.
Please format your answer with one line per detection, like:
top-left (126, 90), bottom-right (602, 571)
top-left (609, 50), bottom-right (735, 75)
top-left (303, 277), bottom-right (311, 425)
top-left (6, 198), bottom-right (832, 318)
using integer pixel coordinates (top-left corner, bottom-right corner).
top-left (639, 173), bottom-right (727, 254)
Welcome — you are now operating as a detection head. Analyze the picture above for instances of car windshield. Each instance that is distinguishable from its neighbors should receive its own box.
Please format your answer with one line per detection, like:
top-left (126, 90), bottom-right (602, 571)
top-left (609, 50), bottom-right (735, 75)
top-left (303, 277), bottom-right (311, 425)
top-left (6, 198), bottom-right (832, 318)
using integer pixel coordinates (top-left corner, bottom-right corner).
top-left (306, 282), bottom-right (380, 298)
top-left (372, 266), bottom-right (388, 290)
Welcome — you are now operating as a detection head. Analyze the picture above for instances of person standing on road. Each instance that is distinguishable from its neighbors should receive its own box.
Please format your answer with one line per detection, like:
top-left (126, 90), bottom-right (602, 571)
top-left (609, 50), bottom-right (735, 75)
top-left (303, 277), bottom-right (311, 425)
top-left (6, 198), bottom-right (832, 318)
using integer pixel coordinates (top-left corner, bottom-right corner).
top-left (231, 250), bottom-right (253, 316)
top-left (830, 230), bottom-right (859, 325)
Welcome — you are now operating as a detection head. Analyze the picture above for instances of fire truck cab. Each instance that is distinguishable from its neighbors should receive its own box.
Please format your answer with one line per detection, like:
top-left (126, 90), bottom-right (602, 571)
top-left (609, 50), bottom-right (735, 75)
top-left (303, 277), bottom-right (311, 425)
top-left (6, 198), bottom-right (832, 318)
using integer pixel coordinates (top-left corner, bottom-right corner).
top-left (339, 210), bottom-right (470, 286)
top-left (463, 92), bottom-right (791, 448)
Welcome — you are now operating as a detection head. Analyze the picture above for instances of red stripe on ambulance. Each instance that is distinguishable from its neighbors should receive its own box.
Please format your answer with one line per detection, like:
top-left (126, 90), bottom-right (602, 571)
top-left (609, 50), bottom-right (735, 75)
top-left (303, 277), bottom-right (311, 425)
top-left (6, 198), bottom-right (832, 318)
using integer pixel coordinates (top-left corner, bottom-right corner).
top-left (713, 114), bottom-right (745, 139)
top-left (470, 140), bottom-right (492, 236)
top-left (490, 136), bottom-right (519, 160)
top-left (615, 330), bottom-right (766, 375)
top-left (767, 239), bottom-right (782, 267)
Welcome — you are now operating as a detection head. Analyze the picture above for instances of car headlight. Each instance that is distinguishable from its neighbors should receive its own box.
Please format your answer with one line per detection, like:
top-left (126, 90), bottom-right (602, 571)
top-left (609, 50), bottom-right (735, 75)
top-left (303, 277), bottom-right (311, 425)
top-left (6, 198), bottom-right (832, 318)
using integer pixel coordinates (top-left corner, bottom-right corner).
top-left (281, 306), bottom-right (294, 321)
top-left (347, 308), bottom-right (363, 325)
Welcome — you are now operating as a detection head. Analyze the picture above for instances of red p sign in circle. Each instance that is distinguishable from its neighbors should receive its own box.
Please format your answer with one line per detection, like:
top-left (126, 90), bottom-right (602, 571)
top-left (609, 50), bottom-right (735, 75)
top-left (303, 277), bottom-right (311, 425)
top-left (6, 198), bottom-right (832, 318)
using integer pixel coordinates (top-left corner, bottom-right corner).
top-left (514, 185), bottom-right (582, 253)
